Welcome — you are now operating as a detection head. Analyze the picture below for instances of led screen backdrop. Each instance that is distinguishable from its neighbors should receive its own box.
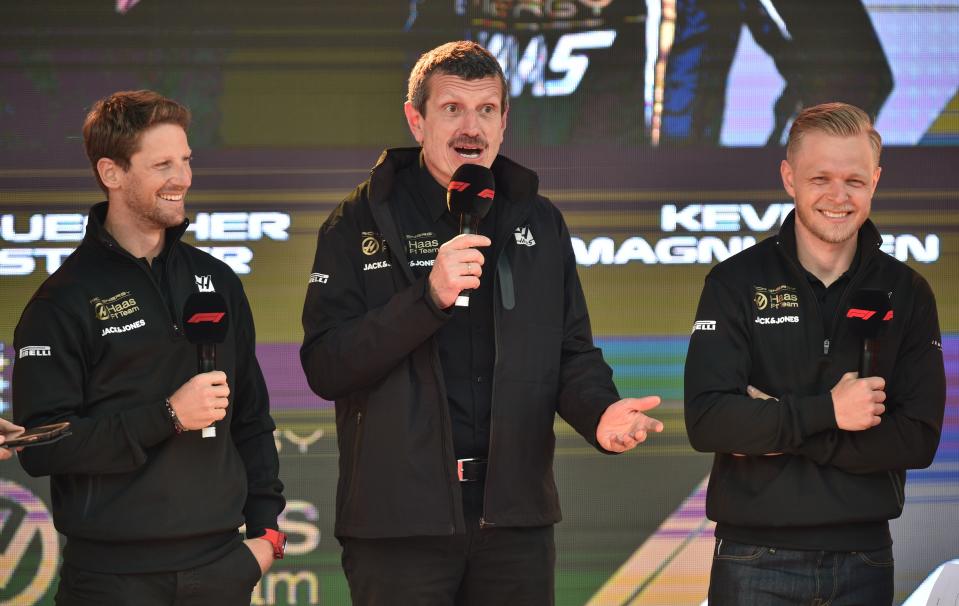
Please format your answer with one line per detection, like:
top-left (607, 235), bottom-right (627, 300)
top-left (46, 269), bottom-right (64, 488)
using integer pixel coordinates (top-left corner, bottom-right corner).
top-left (1, 1), bottom-right (957, 604)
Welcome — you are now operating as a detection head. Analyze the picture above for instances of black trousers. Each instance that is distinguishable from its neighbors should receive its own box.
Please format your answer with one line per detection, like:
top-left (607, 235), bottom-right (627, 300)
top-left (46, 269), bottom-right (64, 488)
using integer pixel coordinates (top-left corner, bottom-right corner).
top-left (55, 541), bottom-right (262, 606)
top-left (341, 482), bottom-right (556, 606)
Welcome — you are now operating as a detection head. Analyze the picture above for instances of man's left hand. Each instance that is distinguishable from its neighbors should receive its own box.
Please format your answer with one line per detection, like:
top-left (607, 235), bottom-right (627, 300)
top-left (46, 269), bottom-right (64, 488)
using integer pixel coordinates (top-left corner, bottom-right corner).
top-left (243, 538), bottom-right (275, 575)
top-left (596, 396), bottom-right (664, 453)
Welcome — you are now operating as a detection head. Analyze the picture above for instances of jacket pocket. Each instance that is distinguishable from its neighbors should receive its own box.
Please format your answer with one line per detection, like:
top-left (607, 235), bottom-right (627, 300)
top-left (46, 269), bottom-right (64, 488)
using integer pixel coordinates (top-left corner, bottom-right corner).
top-left (343, 409), bottom-right (365, 512)
top-left (887, 470), bottom-right (905, 509)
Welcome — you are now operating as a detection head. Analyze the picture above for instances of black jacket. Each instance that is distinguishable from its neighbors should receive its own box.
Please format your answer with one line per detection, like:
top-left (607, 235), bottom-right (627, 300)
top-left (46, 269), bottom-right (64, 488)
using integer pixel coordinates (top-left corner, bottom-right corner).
top-left (13, 202), bottom-right (284, 573)
top-left (301, 148), bottom-right (619, 538)
top-left (684, 212), bottom-right (945, 551)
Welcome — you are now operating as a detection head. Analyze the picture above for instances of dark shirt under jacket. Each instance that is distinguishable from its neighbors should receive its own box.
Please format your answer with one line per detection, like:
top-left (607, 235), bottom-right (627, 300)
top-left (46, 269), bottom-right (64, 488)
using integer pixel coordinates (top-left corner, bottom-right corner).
top-left (780, 224), bottom-right (862, 340)
top-left (391, 155), bottom-right (498, 460)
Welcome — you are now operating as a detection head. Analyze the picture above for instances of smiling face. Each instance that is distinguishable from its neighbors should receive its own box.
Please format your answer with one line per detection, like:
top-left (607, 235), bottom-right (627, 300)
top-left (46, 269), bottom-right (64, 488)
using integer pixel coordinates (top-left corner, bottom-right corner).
top-left (404, 73), bottom-right (507, 187)
top-left (781, 130), bottom-right (881, 250)
top-left (109, 123), bottom-right (192, 231)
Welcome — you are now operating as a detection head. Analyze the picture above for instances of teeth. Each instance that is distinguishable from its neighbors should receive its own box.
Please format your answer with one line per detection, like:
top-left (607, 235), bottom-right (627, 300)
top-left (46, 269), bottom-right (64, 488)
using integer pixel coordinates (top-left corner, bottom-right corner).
top-left (158, 193), bottom-right (183, 201)
top-left (820, 209), bottom-right (849, 219)
top-left (455, 147), bottom-right (481, 159)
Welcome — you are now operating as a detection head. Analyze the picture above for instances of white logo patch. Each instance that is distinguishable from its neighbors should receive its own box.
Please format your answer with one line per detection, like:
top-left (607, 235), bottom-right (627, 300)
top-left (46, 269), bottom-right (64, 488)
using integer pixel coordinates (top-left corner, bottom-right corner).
top-left (514, 226), bottom-right (536, 247)
top-left (692, 320), bottom-right (716, 333)
top-left (363, 261), bottom-right (391, 271)
top-left (101, 319), bottom-right (146, 336)
top-left (19, 346), bottom-right (51, 358)
top-left (309, 272), bottom-right (329, 284)
top-left (195, 275), bottom-right (215, 292)
top-left (755, 316), bottom-right (799, 325)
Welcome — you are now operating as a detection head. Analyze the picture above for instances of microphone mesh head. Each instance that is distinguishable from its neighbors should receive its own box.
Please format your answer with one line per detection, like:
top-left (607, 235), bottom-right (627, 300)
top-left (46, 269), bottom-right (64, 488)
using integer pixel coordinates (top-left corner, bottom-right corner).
top-left (182, 292), bottom-right (229, 344)
top-left (447, 164), bottom-right (495, 219)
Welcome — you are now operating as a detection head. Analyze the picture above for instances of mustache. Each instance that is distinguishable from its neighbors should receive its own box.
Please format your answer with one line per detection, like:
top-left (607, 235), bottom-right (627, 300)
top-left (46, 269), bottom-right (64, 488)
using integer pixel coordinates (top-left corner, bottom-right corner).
top-left (449, 136), bottom-right (487, 149)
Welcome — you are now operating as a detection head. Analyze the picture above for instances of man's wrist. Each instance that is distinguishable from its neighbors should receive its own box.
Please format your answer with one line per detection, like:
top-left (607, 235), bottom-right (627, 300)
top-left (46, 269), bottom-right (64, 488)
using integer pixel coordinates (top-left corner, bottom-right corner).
top-left (254, 528), bottom-right (287, 559)
top-left (164, 397), bottom-right (185, 433)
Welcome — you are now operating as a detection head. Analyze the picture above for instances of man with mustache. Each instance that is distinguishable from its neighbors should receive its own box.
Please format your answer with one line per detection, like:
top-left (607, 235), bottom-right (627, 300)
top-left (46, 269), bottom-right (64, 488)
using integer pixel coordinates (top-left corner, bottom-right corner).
top-left (684, 102), bottom-right (945, 605)
top-left (301, 40), bottom-right (663, 605)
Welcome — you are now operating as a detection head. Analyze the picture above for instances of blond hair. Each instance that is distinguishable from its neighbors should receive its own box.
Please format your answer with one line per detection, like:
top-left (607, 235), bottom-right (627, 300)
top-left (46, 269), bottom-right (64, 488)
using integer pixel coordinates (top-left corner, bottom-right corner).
top-left (786, 102), bottom-right (882, 163)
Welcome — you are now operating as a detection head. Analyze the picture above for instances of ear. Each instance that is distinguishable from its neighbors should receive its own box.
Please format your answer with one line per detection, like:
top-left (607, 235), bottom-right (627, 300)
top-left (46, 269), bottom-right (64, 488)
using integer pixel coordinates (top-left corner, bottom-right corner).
top-left (780, 159), bottom-right (796, 198)
top-left (404, 102), bottom-right (424, 145)
top-left (870, 165), bottom-right (882, 194)
top-left (96, 158), bottom-right (124, 191)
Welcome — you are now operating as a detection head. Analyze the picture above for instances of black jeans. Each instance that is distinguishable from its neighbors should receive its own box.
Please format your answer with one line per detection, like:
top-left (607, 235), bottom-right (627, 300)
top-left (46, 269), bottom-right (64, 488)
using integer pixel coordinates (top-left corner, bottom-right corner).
top-left (708, 539), bottom-right (895, 606)
top-left (341, 482), bottom-right (556, 606)
top-left (55, 541), bottom-right (263, 606)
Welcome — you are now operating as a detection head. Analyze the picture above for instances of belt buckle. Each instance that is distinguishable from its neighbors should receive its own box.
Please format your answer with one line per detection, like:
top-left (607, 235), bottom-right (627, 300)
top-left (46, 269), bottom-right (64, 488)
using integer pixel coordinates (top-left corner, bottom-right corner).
top-left (457, 458), bottom-right (478, 482)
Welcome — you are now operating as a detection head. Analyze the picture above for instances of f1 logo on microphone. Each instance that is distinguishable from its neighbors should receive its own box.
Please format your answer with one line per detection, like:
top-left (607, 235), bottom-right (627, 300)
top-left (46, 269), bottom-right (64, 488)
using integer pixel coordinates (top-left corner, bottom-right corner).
top-left (448, 181), bottom-right (470, 192)
top-left (478, 188), bottom-right (495, 199)
top-left (187, 312), bottom-right (225, 324)
top-left (847, 309), bottom-right (894, 321)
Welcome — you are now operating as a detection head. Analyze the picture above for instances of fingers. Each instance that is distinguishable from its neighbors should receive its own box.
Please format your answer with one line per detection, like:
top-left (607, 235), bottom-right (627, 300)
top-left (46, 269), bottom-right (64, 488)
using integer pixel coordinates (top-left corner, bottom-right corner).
top-left (445, 234), bottom-right (491, 250)
top-left (746, 385), bottom-right (775, 401)
top-left (621, 395), bottom-right (662, 412)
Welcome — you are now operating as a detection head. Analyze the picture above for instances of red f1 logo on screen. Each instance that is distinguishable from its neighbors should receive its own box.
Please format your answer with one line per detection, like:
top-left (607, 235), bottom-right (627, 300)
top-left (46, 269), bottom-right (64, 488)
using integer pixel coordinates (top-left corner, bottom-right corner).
top-left (187, 312), bottom-right (225, 324)
top-left (478, 188), bottom-right (495, 199)
top-left (448, 181), bottom-right (470, 192)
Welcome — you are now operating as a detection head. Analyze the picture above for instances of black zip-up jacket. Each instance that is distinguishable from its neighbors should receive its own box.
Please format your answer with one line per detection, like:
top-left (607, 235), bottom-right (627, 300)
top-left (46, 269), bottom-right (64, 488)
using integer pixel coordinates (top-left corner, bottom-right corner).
top-left (301, 148), bottom-right (619, 538)
top-left (684, 212), bottom-right (945, 551)
top-left (13, 202), bottom-right (284, 573)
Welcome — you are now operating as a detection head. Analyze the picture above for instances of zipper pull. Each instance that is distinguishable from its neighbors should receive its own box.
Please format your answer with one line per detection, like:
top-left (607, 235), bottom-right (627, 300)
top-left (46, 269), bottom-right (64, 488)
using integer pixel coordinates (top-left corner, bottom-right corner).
top-left (357, 411), bottom-right (363, 425)
top-left (823, 339), bottom-right (830, 355)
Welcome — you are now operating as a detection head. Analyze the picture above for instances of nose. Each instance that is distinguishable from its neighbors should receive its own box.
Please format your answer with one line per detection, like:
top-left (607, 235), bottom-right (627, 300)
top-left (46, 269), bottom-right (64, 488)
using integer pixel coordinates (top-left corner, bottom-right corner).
top-left (460, 109), bottom-right (481, 136)
top-left (826, 179), bottom-right (847, 202)
top-left (173, 161), bottom-right (192, 189)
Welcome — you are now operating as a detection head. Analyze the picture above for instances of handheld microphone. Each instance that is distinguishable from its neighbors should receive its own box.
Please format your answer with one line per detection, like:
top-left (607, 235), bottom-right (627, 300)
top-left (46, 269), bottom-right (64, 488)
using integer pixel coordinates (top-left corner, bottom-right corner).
top-left (446, 163), bottom-right (495, 308)
top-left (845, 289), bottom-right (893, 377)
top-left (182, 292), bottom-right (229, 438)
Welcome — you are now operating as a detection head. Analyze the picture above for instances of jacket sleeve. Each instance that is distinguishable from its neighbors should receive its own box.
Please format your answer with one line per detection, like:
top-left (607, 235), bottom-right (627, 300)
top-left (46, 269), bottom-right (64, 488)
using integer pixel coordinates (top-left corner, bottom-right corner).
top-left (300, 205), bottom-right (450, 401)
top-left (228, 277), bottom-right (286, 538)
top-left (552, 211), bottom-right (621, 451)
top-left (790, 278), bottom-right (945, 472)
top-left (684, 271), bottom-right (838, 455)
top-left (13, 298), bottom-right (175, 477)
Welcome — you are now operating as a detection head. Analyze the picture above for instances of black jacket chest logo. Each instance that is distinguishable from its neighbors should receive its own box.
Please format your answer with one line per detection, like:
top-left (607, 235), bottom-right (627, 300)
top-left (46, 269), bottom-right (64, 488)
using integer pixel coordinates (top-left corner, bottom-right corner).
top-left (361, 231), bottom-right (387, 256)
top-left (90, 291), bottom-right (140, 322)
top-left (753, 285), bottom-right (799, 312)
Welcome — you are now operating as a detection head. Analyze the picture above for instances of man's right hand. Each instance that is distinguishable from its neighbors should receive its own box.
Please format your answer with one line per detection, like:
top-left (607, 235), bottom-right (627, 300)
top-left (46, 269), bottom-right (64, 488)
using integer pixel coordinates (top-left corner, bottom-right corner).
top-left (169, 371), bottom-right (231, 431)
top-left (428, 234), bottom-right (491, 309)
top-left (831, 371), bottom-right (886, 431)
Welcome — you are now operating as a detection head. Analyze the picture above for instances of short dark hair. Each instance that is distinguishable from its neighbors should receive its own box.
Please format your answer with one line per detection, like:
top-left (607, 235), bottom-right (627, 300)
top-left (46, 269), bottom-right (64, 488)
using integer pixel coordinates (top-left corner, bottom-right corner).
top-left (786, 102), bottom-right (882, 164)
top-left (82, 90), bottom-right (191, 193)
top-left (407, 41), bottom-right (507, 116)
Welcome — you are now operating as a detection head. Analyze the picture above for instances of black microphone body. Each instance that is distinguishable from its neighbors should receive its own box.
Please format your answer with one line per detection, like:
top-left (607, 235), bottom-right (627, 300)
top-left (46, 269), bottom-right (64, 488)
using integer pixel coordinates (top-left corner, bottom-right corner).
top-left (182, 292), bottom-right (229, 437)
top-left (845, 289), bottom-right (892, 378)
top-left (860, 338), bottom-right (881, 377)
top-left (446, 164), bottom-right (496, 308)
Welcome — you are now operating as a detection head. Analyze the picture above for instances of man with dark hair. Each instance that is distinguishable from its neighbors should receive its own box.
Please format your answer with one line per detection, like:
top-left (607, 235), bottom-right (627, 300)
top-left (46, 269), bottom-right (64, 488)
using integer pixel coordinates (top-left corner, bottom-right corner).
top-left (301, 40), bottom-right (663, 605)
top-left (13, 89), bottom-right (286, 605)
top-left (684, 102), bottom-right (945, 605)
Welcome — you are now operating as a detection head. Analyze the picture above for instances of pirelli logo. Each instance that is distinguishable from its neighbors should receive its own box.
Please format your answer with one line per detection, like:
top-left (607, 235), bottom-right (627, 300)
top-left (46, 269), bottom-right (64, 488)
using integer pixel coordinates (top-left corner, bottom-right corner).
top-left (19, 346), bottom-right (51, 358)
top-left (692, 320), bottom-right (716, 333)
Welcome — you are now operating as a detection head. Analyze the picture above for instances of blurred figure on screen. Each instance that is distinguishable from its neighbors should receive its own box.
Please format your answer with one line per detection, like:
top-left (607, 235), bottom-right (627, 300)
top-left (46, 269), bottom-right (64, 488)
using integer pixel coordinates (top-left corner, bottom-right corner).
top-left (301, 40), bottom-right (663, 606)
top-left (12, 90), bottom-right (285, 605)
top-left (0, 418), bottom-right (25, 460)
top-left (655, 0), bottom-right (893, 145)
top-left (684, 102), bottom-right (945, 605)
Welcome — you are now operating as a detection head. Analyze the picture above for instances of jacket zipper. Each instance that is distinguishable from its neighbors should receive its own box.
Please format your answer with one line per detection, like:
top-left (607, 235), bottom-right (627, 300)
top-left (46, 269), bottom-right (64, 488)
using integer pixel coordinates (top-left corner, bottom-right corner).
top-left (345, 410), bottom-right (364, 512)
top-left (101, 241), bottom-right (182, 337)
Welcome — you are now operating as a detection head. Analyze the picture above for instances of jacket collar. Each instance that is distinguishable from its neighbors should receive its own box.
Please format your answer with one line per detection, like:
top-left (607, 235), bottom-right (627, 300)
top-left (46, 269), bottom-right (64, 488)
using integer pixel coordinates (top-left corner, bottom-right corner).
top-left (85, 201), bottom-right (190, 260)
top-left (368, 147), bottom-right (539, 206)
top-left (775, 209), bottom-right (881, 271)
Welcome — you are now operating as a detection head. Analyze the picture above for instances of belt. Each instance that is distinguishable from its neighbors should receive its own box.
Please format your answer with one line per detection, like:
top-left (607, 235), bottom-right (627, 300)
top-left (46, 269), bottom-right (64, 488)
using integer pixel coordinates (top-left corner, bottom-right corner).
top-left (456, 458), bottom-right (487, 482)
